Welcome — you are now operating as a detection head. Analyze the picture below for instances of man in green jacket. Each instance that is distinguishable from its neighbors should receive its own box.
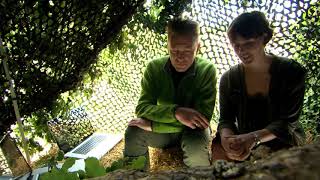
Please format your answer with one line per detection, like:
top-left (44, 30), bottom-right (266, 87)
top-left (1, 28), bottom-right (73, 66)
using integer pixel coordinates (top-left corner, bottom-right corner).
top-left (124, 17), bottom-right (217, 168)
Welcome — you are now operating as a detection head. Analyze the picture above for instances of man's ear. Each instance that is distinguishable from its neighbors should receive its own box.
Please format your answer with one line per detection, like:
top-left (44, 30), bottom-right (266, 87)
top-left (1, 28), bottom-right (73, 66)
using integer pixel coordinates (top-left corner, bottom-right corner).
top-left (196, 42), bottom-right (201, 54)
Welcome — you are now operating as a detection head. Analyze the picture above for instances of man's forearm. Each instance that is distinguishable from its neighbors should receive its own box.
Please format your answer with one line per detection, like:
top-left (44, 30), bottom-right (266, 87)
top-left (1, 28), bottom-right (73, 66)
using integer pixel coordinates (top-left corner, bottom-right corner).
top-left (136, 103), bottom-right (177, 123)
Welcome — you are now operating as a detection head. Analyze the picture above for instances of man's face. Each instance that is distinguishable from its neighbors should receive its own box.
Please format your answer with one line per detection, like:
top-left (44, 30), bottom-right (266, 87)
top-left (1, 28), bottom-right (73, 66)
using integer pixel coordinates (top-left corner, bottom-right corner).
top-left (168, 34), bottom-right (199, 72)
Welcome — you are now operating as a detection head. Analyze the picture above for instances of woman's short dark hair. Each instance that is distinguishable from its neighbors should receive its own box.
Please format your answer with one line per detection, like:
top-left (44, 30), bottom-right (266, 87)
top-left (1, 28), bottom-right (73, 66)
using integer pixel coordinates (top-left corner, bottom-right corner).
top-left (227, 11), bottom-right (273, 44)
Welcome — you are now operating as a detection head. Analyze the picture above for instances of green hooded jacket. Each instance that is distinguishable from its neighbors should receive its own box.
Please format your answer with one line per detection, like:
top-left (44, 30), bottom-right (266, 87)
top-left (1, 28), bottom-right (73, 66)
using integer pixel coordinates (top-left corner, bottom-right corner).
top-left (136, 56), bottom-right (217, 133)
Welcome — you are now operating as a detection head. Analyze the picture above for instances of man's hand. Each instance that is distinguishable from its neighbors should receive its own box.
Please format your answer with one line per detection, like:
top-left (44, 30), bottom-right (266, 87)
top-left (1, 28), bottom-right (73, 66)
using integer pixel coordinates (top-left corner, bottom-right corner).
top-left (175, 107), bottom-right (209, 129)
top-left (128, 118), bottom-right (152, 131)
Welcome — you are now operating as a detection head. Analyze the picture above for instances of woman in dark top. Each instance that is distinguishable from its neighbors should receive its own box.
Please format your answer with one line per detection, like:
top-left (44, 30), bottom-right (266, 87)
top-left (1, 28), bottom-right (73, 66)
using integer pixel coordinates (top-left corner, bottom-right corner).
top-left (212, 11), bottom-right (306, 161)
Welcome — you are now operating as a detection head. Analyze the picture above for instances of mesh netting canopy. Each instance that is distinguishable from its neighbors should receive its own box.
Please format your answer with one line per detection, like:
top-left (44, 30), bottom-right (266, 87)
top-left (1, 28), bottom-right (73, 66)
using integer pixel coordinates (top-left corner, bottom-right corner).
top-left (0, 0), bottom-right (145, 131)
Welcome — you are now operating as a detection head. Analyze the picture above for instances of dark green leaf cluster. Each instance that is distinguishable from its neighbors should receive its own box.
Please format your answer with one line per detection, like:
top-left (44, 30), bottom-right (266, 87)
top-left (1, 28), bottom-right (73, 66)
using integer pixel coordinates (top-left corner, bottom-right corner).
top-left (289, 1), bottom-right (320, 138)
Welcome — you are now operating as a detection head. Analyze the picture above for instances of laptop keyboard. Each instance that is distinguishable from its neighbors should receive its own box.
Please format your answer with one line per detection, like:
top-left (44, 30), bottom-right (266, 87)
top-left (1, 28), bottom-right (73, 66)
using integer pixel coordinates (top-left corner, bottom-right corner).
top-left (72, 135), bottom-right (106, 155)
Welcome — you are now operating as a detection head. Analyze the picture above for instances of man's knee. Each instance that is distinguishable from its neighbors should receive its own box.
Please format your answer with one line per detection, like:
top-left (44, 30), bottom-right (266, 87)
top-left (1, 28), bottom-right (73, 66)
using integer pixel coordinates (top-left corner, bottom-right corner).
top-left (181, 129), bottom-right (210, 167)
top-left (124, 126), bottom-right (151, 170)
top-left (125, 126), bottom-right (143, 138)
top-left (124, 126), bottom-right (149, 155)
top-left (182, 143), bottom-right (210, 167)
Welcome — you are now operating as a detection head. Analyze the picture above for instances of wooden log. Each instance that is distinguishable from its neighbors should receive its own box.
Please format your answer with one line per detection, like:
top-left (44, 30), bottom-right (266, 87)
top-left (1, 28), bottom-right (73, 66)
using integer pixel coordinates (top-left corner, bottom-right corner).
top-left (89, 141), bottom-right (320, 180)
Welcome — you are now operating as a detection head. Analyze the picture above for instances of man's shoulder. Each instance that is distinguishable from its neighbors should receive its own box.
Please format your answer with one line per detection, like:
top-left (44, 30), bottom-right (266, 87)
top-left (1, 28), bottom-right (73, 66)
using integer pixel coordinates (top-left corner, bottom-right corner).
top-left (195, 56), bottom-right (214, 65)
top-left (144, 56), bottom-right (169, 75)
top-left (195, 56), bottom-right (216, 72)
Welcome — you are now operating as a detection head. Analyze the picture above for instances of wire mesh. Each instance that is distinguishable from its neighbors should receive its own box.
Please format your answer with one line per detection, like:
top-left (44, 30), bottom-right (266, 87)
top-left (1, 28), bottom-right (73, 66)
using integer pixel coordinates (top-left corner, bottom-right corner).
top-left (0, 0), bottom-right (317, 173)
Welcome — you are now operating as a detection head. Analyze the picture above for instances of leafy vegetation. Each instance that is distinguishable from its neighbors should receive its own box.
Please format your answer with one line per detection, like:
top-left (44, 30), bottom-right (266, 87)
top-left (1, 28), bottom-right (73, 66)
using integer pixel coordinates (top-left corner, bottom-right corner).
top-left (289, 1), bottom-right (320, 139)
top-left (40, 151), bottom-right (146, 180)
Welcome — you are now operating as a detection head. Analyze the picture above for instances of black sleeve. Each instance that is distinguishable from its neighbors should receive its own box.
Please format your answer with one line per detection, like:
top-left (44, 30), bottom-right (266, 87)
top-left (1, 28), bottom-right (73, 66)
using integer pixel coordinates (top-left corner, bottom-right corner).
top-left (217, 70), bottom-right (238, 133)
top-left (266, 61), bottom-right (306, 139)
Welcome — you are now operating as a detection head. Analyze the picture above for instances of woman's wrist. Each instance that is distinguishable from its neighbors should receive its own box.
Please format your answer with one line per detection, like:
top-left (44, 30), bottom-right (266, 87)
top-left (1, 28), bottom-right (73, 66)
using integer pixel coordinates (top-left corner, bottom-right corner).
top-left (252, 132), bottom-right (261, 146)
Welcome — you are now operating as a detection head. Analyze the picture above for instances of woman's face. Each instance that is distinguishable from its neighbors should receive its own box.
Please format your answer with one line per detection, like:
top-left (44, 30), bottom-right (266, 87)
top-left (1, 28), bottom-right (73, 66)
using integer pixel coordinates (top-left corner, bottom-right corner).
top-left (229, 35), bottom-right (265, 64)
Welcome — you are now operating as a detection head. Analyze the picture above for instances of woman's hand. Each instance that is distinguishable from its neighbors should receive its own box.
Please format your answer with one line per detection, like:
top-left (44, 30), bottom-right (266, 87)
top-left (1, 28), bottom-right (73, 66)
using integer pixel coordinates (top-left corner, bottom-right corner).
top-left (221, 135), bottom-right (245, 158)
top-left (225, 133), bottom-right (256, 161)
top-left (128, 118), bottom-right (152, 131)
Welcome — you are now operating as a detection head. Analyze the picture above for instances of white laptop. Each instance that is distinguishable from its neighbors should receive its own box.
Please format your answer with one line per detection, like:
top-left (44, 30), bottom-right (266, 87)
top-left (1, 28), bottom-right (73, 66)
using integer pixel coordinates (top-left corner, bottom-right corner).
top-left (64, 133), bottom-right (122, 159)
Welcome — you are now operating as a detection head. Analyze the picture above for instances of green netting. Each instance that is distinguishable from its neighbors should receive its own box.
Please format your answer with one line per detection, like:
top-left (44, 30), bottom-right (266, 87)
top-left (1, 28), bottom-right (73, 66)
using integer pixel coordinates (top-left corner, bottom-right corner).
top-left (0, 0), bottom-right (319, 173)
top-left (0, 0), bottom-right (145, 132)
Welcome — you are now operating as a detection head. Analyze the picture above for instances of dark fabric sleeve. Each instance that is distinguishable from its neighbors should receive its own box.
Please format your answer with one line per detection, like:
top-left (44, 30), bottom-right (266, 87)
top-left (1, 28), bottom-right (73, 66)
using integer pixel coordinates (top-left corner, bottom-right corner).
top-left (265, 62), bottom-right (306, 140)
top-left (217, 70), bottom-right (238, 133)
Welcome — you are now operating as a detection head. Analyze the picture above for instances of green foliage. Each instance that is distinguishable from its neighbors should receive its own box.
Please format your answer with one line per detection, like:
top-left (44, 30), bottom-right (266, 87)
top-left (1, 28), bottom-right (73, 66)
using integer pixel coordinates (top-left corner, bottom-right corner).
top-left (41, 151), bottom-right (79, 180)
top-left (85, 157), bottom-right (106, 178)
top-left (12, 89), bottom-right (88, 155)
top-left (105, 156), bottom-right (146, 173)
top-left (40, 155), bottom-right (146, 179)
top-left (40, 149), bottom-right (146, 179)
top-left (289, 1), bottom-right (320, 138)
top-left (129, 156), bottom-right (147, 170)
top-left (105, 158), bottom-right (126, 173)
top-left (41, 156), bottom-right (105, 179)
top-left (62, 158), bottom-right (77, 171)
top-left (56, 150), bottom-right (65, 161)
top-left (48, 150), bottom-right (65, 170)
top-left (40, 167), bottom-right (80, 180)
top-left (137, 0), bottom-right (192, 34)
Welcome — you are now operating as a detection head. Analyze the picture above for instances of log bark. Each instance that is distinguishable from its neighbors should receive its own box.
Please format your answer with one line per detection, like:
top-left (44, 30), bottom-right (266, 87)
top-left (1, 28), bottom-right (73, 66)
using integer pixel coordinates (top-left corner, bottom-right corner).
top-left (90, 141), bottom-right (320, 180)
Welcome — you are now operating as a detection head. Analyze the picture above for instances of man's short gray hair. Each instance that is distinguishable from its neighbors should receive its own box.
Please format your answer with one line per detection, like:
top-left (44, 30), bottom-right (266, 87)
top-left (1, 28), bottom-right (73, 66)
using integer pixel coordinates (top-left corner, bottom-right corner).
top-left (166, 16), bottom-right (200, 41)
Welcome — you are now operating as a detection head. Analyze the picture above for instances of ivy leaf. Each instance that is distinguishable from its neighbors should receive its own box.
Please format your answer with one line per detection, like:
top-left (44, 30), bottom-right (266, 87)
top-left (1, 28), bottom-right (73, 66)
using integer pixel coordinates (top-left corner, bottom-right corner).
top-left (128, 156), bottom-right (146, 170)
top-left (48, 156), bottom-right (57, 170)
top-left (85, 157), bottom-right (106, 178)
top-left (40, 167), bottom-right (79, 180)
top-left (56, 150), bottom-right (64, 161)
top-left (61, 158), bottom-right (76, 172)
top-left (75, 170), bottom-right (86, 179)
top-left (105, 158), bottom-right (125, 173)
